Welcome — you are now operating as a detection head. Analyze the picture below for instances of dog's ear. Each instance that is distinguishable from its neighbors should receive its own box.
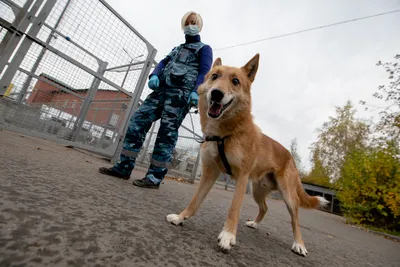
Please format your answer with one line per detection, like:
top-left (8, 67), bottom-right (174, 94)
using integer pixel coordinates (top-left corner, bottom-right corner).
top-left (242, 54), bottom-right (259, 82)
top-left (213, 58), bottom-right (222, 67)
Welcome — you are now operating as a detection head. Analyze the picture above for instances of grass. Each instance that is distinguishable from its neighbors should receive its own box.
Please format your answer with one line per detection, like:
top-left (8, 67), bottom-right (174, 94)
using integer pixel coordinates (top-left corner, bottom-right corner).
top-left (345, 218), bottom-right (400, 240)
top-left (362, 224), bottom-right (400, 237)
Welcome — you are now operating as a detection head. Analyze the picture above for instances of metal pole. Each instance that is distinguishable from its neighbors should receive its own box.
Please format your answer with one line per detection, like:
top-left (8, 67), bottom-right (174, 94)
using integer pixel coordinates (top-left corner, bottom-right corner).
top-left (70, 61), bottom-right (108, 141)
top-left (225, 175), bottom-right (230, 190)
top-left (190, 144), bottom-right (201, 183)
top-left (111, 47), bottom-right (157, 163)
top-left (246, 181), bottom-right (251, 195)
top-left (0, 0), bottom-right (57, 96)
top-left (140, 122), bottom-right (156, 163)
top-left (103, 55), bottom-right (142, 149)
top-left (98, 0), bottom-right (153, 50)
top-left (121, 58), bottom-right (133, 89)
top-left (0, 0), bottom-right (37, 74)
top-left (121, 51), bottom-right (143, 88)
top-left (99, 51), bottom-right (142, 148)
top-left (104, 60), bottom-right (145, 72)
top-left (17, 0), bottom-right (73, 103)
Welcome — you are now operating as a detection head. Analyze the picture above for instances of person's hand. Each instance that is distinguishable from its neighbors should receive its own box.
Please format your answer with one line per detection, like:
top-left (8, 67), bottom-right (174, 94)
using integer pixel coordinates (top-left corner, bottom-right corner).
top-left (148, 75), bottom-right (159, 90)
top-left (188, 91), bottom-right (199, 108)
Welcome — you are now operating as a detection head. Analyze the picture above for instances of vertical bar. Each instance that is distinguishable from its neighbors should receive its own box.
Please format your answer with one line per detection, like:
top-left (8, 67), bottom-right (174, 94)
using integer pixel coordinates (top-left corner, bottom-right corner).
top-left (121, 58), bottom-right (133, 88)
top-left (17, 0), bottom-right (73, 103)
top-left (140, 122), bottom-right (155, 163)
top-left (0, 0), bottom-right (37, 72)
top-left (70, 60), bottom-right (108, 141)
top-left (0, 0), bottom-right (57, 96)
top-left (246, 181), bottom-right (251, 194)
top-left (225, 175), bottom-right (230, 190)
top-left (190, 144), bottom-right (201, 183)
top-left (111, 47), bottom-right (157, 163)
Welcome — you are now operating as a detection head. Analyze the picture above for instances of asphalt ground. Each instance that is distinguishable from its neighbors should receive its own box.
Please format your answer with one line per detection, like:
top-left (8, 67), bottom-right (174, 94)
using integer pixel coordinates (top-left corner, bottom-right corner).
top-left (1, 129), bottom-right (399, 267)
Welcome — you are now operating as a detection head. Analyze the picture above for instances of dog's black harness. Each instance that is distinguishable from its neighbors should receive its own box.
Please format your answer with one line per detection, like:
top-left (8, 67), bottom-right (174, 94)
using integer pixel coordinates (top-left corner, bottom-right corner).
top-left (202, 136), bottom-right (233, 176)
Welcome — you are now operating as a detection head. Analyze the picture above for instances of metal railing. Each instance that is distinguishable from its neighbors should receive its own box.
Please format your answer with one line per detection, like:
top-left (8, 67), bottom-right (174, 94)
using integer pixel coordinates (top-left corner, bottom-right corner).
top-left (0, 0), bottom-right (203, 180)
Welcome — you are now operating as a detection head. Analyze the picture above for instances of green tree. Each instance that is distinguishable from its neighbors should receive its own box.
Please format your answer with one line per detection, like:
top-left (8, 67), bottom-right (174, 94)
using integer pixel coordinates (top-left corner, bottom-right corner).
top-left (302, 147), bottom-right (331, 187)
top-left (310, 101), bottom-right (370, 181)
top-left (290, 138), bottom-right (305, 178)
top-left (336, 143), bottom-right (400, 231)
top-left (361, 54), bottom-right (400, 148)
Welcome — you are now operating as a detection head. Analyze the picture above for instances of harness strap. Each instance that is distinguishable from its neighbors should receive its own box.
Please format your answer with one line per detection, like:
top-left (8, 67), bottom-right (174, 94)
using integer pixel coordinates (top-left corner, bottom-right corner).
top-left (204, 136), bottom-right (233, 176)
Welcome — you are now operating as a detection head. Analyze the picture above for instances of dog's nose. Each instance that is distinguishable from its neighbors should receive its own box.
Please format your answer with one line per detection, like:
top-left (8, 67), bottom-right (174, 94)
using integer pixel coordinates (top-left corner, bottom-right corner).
top-left (210, 89), bottom-right (224, 102)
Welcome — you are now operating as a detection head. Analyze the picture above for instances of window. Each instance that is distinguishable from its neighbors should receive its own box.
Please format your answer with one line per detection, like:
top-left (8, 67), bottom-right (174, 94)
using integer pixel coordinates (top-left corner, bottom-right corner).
top-left (109, 113), bottom-right (120, 127)
top-left (63, 100), bottom-right (69, 108)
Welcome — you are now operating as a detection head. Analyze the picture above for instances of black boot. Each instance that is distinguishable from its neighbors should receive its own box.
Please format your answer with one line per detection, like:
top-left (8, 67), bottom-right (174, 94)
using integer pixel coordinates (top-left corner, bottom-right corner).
top-left (132, 177), bottom-right (160, 189)
top-left (99, 167), bottom-right (130, 180)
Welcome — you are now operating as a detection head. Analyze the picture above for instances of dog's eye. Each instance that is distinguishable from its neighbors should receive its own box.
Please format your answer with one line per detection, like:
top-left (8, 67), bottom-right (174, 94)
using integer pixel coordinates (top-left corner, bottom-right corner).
top-left (211, 73), bottom-right (218, 80)
top-left (232, 78), bottom-right (240, 86)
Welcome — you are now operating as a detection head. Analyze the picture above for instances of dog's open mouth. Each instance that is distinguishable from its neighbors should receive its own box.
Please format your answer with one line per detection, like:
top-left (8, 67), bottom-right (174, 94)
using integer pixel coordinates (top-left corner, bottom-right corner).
top-left (208, 98), bottom-right (234, 118)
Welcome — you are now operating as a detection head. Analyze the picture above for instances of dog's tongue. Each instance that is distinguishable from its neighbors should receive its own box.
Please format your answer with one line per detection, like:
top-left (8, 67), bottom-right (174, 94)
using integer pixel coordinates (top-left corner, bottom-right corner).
top-left (209, 102), bottom-right (223, 116)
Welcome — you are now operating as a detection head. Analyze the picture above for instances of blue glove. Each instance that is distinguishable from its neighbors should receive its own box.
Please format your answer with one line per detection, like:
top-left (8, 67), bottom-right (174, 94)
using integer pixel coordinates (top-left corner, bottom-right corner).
top-left (148, 75), bottom-right (159, 90)
top-left (188, 91), bottom-right (199, 108)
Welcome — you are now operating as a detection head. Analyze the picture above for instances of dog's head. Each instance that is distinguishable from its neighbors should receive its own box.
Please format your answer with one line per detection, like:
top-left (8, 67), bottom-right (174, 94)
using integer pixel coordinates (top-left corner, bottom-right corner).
top-left (198, 54), bottom-right (260, 120)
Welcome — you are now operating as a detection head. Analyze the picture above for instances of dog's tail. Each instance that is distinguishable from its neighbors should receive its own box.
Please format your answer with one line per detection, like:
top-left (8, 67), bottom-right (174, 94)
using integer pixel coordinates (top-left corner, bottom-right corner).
top-left (296, 176), bottom-right (329, 209)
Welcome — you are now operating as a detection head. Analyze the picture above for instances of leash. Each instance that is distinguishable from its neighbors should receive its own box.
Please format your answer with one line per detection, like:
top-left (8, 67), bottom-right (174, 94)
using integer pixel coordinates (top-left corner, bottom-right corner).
top-left (188, 108), bottom-right (205, 143)
top-left (188, 108), bottom-right (233, 176)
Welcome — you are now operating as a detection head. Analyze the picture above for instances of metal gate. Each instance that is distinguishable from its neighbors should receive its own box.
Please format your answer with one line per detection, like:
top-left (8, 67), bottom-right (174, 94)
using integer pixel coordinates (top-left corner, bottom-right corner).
top-left (0, 0), bottom-right (157, 158)
top-left (0, 0), bottom-right (204, 180)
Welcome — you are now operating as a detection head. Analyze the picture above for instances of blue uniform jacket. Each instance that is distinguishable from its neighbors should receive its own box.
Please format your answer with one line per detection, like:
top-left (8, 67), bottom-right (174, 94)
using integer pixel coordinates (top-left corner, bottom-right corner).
top-left (150, 34), bottom-right (213, 92)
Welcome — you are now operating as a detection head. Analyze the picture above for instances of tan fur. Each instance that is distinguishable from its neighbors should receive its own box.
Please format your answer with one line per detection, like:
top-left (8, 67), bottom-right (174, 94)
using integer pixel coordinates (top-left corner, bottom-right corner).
top-left (166, 54), bottom-right (327, 256)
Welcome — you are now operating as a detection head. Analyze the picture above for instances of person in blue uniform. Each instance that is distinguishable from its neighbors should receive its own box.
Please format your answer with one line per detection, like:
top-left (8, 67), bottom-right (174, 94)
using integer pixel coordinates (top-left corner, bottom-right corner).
top-left (99, 11), bottom-right (213, 189)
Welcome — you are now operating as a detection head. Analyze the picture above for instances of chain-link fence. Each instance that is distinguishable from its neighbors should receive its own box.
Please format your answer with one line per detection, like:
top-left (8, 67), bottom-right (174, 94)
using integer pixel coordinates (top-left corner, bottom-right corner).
top-left (0, 0), bottom-right (203, 181)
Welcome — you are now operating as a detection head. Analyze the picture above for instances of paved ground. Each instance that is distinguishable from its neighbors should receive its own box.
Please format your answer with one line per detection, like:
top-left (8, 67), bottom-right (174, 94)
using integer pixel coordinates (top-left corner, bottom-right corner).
top-left (0, 129), bottom-right (399, 267)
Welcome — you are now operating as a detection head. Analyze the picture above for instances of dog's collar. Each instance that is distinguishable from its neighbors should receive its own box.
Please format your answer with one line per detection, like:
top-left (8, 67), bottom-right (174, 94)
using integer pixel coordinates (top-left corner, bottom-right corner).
top-left (203, 136), bottom-right (233, 176)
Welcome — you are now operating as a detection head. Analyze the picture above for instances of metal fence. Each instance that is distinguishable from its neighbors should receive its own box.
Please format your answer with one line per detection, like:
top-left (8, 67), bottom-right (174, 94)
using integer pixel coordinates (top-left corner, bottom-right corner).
top-left (132, 111), bottom-right (203, 181)
top-left (0, 0), bottom-right (203, 180)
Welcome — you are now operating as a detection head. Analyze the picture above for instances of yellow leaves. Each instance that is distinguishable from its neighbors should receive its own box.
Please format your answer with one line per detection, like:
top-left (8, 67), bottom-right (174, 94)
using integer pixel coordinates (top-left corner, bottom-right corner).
top-left (337, 145), bottom-right (400, 231)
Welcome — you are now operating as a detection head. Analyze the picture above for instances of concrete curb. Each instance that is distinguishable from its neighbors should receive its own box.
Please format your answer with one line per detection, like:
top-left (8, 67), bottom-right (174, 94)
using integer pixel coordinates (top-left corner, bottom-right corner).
top-left (347, 223), bottom-right (400, 242)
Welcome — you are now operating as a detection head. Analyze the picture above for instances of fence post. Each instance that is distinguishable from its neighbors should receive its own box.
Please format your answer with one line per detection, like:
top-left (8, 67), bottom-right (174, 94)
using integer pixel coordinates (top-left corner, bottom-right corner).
top-left (0, 0), bottom-right (38, 75)
top-left (16, 0), bottom-right (73, 103)
top-left (0, 0), bottom-right (57, 96)
top-left (246, 181), bottom-right (251, 194)
top-left (225, 175), bottom-right (230, 190)
top-left (190, 144), bottom-right (201, 183)
top-left (111, 47), bottom-right (157, 164)
top-left (139, 122), bottom-right (156, 164)
top-left (70, 60), bottom-right (108, 141)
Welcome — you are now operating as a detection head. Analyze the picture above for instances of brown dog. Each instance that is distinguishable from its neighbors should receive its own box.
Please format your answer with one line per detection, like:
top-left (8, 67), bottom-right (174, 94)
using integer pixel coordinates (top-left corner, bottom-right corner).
top-left (166, 54), bottom-right (328, 256)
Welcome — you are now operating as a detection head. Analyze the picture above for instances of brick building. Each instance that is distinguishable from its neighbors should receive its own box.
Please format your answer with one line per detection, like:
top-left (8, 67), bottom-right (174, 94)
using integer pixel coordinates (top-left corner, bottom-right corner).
top-left (27, 74), bottom-right (131, 130)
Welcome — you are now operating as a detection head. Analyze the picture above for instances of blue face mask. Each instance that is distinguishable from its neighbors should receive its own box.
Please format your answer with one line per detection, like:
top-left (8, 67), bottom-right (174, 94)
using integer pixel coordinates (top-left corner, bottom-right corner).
top-left (184, 25), bottom-right (199, 36)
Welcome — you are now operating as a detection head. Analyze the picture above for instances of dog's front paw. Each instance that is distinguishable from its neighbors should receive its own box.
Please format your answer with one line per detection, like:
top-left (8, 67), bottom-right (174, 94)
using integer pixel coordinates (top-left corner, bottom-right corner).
top-left (245, 220), bottom-right (258, 229)
top-left (218, 231), bottom-right (236, 251)
top-left (166, 214), bottom-right (184, 226)
top-left (291, 241), bottom-right (308, 257)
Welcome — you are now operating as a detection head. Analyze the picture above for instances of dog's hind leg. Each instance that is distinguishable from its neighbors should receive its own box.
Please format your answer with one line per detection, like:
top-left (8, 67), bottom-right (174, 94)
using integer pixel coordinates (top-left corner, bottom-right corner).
top-left (166, 161), bottom-right (220, 226)
top-left (246, 180), bottom-right (270, 229)
top-left (278, 172), bottom-right (308, 257)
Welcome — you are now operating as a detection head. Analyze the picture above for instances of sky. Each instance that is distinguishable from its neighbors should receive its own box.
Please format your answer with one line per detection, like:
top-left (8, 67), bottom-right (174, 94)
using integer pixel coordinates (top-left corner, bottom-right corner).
top-left (104, 0), bottom-right (400, 171)
top-left (4, 0), bottom-right (398, 169)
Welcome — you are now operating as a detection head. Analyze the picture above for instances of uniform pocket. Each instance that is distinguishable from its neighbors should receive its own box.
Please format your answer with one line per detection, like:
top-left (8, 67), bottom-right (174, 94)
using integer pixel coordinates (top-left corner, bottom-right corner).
top-left (166, 65), bottom-right (187, 87)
